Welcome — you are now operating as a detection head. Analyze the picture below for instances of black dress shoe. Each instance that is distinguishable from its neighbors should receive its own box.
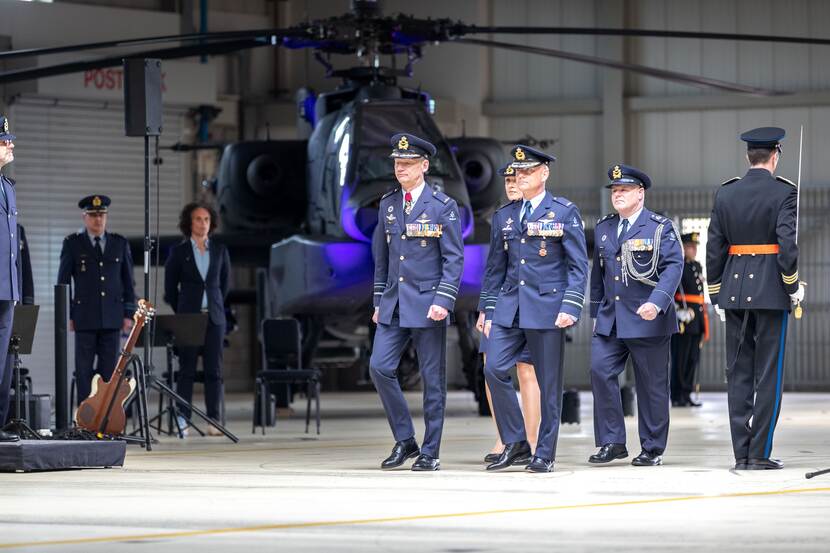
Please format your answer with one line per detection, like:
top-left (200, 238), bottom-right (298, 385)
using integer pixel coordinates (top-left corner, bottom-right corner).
top-left (734, 458), bottom-right (748, 470)
top-left (0, 429), bottom-right (19, 442)
top-left (411, 454), bottom-right (440, 472)
top-left (746, 458), bottom-right (784, 470)
top-left (525, 456), bottom-right (554, 473)
top-left (484, 452), bottom-right (502, 464)
top-left (588, 443), bottom-right (628, 464)
top-left (486, 440), bottom-right (532, 471)
top-left (380, 438), bottom-right (420, 469)
top-left (631, 450), bottom-right (663, 466)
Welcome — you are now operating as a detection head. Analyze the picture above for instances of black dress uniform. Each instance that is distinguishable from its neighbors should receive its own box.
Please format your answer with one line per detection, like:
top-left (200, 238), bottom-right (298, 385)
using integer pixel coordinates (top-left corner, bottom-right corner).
top-left (671, 232), bottom-right (707, 407)
top-left (706, 127), bottom-right (799, 470)
top-left (0, 115), bottom-right (20, 441)
top-left (57, 195), bottom-right (136, 405)
top-left (589, 165), bottom-right (683, 466)
top-left (370, 133), bottom-right (464, 472)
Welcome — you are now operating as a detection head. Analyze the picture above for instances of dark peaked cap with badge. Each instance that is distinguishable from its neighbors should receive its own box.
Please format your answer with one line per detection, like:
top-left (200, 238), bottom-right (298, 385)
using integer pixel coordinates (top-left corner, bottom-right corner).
top-left (0, 116), bottom-right (15, 141)
top-left (509, 144), bottom-right (555, 169)
top-left (681, 232), bottom-right (700, 244)
top-left (389, 133), bottom-right (436, 158)
top-left (78, 195), bottom-right (111, 213)
top-left (499, 163), bottom-right (516, 177)
top-left (606, 163), bottom-right (652, 190)
top-left (740, 126), bottom-right (785, 150)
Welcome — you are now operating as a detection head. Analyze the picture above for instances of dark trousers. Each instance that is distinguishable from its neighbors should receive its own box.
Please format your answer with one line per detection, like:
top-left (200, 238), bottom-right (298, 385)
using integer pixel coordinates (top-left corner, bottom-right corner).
top-left (176, 319), bottom-right (225, 420)
top-left (591, 332), bottom-right (672, 455)
top-left (75, 329), bottom-right (120, 405)
top-left (725, 309), bottom-right (788, 461)
top-left (0, 301), bottom-right (14, 423)
top-left (369, 318), bottom-right (447, 458)
top-left (484, 323), bottom-right (564, 461)
top-left (671, 332), bottom-right (702, 401)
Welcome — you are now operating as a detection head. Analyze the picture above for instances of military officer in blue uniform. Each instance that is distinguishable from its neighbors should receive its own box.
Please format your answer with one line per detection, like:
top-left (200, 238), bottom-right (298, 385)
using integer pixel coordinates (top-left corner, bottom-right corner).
top-left (588, 164), bottom-right (683, 467)
top-left (706, 127), bottom-right (802, 470)
top-left (482, 145), bottom-right (589, 473)
top-left (370, 133), bottom-right (464, 471)
top-left (58, 195), bottom-right (136, 405)
top-left (476, 163), bottom-right (539, 464)
top-left (0, 115), bottom-right (20, 442)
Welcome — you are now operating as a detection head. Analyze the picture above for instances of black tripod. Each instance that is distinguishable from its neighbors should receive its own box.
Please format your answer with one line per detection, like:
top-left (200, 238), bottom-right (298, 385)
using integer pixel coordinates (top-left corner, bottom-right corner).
top-left (2, 304), bottom-right (40, 440)
top-left (128, 314), bottom-right (238, 444)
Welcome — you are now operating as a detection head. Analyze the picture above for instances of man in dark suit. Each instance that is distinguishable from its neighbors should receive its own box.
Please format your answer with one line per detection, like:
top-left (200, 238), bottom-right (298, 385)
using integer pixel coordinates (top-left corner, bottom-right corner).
top-left (164, 201), bottom-right (231, 436)
top-left (58, 195), bottom-right (136, 405)
top-left (0, 115), bottom-right (20, 441)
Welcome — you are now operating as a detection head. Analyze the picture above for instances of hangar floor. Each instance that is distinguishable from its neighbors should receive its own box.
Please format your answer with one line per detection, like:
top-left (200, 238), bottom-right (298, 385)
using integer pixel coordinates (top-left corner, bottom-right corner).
top-left (1, 391), bottom-right (829, 552)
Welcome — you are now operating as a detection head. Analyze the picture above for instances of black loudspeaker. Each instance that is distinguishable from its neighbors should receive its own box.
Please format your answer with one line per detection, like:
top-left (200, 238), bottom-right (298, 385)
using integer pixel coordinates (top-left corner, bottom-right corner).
top-left (124, 58), bottom-right (163, 136)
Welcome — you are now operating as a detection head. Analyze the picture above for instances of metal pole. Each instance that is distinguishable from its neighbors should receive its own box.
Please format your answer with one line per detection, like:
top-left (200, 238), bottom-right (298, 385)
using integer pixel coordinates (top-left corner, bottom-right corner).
top-left (54, 284), bottom-right (70, 431)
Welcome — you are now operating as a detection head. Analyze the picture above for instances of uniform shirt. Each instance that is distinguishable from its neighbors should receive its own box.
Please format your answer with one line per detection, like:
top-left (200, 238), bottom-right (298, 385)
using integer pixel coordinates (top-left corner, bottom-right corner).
top-left (402, 181), bottom-right (426, 212)
top-left (706, 168), bottom-right (798, 310)
top-left (520, 190), bottom-right (546, 221)
top-left (87, 230), bottom-right (106, 252)
top-left (617, 206), bottom-right (643, 239)
top-left (190, 238), bottom-right (210, 309)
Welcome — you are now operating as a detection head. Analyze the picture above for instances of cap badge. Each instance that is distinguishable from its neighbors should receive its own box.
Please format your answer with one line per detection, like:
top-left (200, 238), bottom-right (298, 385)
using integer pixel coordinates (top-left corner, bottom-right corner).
top-left (515, 147), bottom-right (526, 161)
top-left (398, 136), bottom-right (409, 150)
top-left (92, 196), bottom-right (102, 207)
top-left (2, 119), bottom-right (8, 133)
top-left (612, 165), bottom-right (622, 180)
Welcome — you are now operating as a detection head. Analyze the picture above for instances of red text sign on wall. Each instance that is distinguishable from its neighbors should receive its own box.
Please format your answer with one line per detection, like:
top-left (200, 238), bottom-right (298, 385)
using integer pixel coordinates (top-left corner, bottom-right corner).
top-left (83, 69), bottom-right (168, 93)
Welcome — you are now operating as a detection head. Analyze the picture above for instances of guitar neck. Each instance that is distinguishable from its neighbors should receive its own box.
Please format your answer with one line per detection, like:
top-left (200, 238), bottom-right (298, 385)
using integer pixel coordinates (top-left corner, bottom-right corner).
top-left (110, 320), bottom-right (145, 380)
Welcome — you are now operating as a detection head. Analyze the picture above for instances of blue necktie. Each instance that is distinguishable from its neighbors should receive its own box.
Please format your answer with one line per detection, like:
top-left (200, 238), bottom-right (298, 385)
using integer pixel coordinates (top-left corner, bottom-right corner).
top-left (521, 201), bottom-right (533, 229)
top-left (618, 218), bottom-right (629, 240)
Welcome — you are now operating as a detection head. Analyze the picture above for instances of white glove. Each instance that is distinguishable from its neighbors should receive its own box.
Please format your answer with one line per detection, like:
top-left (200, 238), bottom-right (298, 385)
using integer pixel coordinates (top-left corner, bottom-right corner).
top-left (714, 305), bottom-right (726, 323)
top-left (790, 283), bottom-right (805, 305)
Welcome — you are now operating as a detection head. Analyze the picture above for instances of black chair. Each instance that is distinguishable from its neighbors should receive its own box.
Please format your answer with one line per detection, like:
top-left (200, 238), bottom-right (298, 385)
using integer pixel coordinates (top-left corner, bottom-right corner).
top-left (254, 318), bottom-right (321, 435)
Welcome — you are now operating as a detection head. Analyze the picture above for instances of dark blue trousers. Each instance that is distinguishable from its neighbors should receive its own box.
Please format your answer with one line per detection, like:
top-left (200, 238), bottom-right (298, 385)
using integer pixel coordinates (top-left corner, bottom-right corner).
top-left (177, 319), bottom-right (226, 420)
top-left (590, 333), bottom-right (671, 454)
top-left (369, 318), bottom-right (447, 458)
top-left (0, 301), bottom-right (14, 423)
top-left (75, 329), bottom-right (120, 405)
top-left (484, 323), bottom-right (564, 461)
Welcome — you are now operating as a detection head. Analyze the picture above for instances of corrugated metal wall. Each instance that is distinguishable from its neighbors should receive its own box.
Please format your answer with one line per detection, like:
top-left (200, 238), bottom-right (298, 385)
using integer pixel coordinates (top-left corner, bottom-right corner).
top-left (7, 98), bottom-right (186, 394)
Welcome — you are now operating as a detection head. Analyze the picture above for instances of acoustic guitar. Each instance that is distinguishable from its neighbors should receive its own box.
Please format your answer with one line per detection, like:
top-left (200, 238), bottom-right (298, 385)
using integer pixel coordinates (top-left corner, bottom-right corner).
top-left (75, 299), bottom-right (155, 435)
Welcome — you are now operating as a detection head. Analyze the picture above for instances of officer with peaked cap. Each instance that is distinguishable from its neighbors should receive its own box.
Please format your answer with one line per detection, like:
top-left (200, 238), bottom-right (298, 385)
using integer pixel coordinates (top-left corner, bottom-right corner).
top-left (706, 127), bottom-right (802, 470)
top-left (369, 132), bottom-right (463, 471)
top-left (671, 232), bottom-right (708, 407)
top-left (589, 164), bottom-right (683, 467)
top-left (0, 115), bottom-right (20, 441)
top-left (482, 145), bottom-right (588, 473)
top-left (58, 195), bottom-right (136, 405)
top-left (476, 162), bottom-right (540, 464)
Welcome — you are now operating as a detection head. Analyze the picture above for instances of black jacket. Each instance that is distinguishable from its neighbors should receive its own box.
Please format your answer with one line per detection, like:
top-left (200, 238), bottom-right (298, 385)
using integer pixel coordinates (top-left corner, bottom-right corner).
top-left (164, 239), bottom-right (230, 326)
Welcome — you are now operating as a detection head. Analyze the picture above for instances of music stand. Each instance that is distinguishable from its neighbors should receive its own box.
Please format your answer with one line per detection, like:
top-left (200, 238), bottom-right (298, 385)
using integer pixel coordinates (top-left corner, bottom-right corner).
top-left (2, 304), bottom-right (40, 439)
top-left (132, 313), bottom-right (237, 443)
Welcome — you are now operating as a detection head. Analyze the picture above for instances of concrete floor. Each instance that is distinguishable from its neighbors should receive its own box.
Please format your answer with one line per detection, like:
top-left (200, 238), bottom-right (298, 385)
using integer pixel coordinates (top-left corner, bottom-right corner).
top-left (1, 391), bottom-right (829, 552)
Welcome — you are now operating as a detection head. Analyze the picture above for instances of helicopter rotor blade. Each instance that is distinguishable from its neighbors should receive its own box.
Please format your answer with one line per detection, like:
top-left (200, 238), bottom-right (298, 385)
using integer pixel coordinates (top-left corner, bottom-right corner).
top-left (455, 37), bottom-right (783, 96)
top-left (456, 25), bottom-right (830, 47)
top-left (0, 38), bottom-right (271, 85)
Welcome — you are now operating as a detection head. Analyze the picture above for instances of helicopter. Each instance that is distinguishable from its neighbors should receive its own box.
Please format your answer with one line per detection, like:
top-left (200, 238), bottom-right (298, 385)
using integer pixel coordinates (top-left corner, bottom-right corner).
top-left (1, 0), bottom-right (826, 409)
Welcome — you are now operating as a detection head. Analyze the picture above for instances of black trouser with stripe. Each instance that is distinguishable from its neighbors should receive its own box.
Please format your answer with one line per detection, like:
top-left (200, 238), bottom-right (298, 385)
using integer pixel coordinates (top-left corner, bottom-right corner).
top-left (671, 331), bottom-right (702, 402)
top-left (725, 309), bottom-right (789, 461)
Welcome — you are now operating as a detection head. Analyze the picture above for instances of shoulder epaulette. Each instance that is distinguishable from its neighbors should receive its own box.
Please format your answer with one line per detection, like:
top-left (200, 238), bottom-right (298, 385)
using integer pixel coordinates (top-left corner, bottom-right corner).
top-left (552, 196), bottom-right (573, 208)
top-left (109, 232), bottom-right (125, 240)
top-left (721, 176), bottom-right (741, 186)
top-left (431, 189), bottom-right (451, 204)
top-left (650, 213), bottom-right (666, 223)
top-left (775, 175), bottom-right (796, 187)
top-left (596, 213), bottom-right (615, 225)
top-left (380, 188), bottom-right (399, 200)
top-left (496, 199), bottom-right (520, 212)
